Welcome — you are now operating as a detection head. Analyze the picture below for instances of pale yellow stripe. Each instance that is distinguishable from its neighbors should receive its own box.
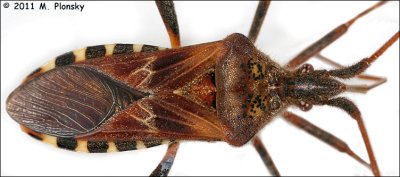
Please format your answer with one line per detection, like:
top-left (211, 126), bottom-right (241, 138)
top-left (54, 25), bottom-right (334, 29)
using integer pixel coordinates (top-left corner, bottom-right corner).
top-left (75, 140), bottom-right (89, 152)
top-left (133, 44), bottom-right (143, 52)
top-left (136, 140), bottom-right (146, 149)
top-left (73, 48), bottom-right (86, 62)
top-left (42, 135), bottom-right (57, 147)
top-left (158, 47), bottom-right (167, 50)
top-left (41, 59), bottom-right (56, 72)
top-left (105, 44), bottom-right (116, 56)
top-left (107, 141), bottom-right (118, 152)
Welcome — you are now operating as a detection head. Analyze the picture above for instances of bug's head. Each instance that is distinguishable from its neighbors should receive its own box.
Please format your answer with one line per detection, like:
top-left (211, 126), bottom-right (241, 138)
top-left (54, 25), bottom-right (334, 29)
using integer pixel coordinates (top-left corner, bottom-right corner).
top-left (283, 63), bottom-right (347, 111)
top-left (215, 33), bottom-right (290, 145)
top-left (282, 31), bottom-right (400, 112)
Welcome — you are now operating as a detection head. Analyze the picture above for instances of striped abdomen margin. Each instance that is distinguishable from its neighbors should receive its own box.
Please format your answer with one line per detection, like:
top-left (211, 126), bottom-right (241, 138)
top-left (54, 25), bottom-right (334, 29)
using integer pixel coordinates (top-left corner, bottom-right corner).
top-left (24, 44), bottom-right (166, 83)
top-left (22, 126), bottom-right (172, 153)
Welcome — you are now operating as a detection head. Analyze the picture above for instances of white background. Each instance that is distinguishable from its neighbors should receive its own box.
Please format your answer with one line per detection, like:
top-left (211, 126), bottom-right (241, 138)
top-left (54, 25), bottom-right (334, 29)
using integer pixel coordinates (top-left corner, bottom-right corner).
top-left (1, 1), bottom-right (399, 176)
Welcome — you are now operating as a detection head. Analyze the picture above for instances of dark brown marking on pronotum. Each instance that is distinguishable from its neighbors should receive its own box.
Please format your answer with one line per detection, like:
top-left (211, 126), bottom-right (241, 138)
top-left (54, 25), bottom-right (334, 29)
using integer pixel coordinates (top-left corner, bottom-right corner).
top-left (113, 44), bottom-right (134, 54)
top-left (247, 59), bottom-right (265, 80)
top-left (55, 51), bottom-right (75, 67)
top-left (115, 141), bottom-right (137, 151)
top-left (86, 45), bottom-right (106, 59)
top-left (87, 141), bottom-right (109, 153)
top-left (141, 45), bottom-right (159, 52)
top-left (143, 140), bottom-right (162, 148)
top-left (57, 137), bottom-right (78, 151)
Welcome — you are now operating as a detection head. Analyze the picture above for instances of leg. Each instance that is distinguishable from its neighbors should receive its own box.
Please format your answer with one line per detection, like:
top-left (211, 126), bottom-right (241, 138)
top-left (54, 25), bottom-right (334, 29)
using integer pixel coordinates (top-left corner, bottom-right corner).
top-left (252, 136), bottom-right (280, 176)
top-left (248, 1), bottom-right (271, 43)
top-left (315, 53), bottom-right (385, 81)
top-left (315, 54), bottom-right (387, 93)
top-left (324, 97), bottom-right (380, 176)
top-left (281, 111), bottom-right (369, 168)
top-left (319, 32), bottom-right (399, 176)
top-left (286, 1), bottom-right (387, 69)
top-left (150, 142), bottom-right (180, 177)
top-left (327, 31), bottom-right (399, 79)
top-left (155, 1), bottom-right (181, 48)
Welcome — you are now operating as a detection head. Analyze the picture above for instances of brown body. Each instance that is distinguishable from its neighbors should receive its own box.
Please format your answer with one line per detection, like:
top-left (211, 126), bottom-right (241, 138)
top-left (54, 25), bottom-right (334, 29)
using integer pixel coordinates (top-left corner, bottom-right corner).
top-left (6, 31), bottom-right (382, 147)
top-left (7, 33), bottom-right (290, 146)
top-left (5, 1), bottom-right (399, 176)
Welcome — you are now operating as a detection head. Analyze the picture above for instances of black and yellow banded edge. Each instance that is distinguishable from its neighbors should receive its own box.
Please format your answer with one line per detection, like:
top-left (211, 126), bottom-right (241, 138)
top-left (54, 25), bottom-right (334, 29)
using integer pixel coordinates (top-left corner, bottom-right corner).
top-left (24, 44), bottom-right (167, 83)
top-left (22, 126), bottom-right (171, 153)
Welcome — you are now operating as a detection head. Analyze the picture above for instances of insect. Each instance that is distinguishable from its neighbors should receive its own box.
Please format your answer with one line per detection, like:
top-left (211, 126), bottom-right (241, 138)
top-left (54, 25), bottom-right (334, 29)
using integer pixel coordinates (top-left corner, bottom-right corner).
top-left (3, 1), bottom-right (400, 176)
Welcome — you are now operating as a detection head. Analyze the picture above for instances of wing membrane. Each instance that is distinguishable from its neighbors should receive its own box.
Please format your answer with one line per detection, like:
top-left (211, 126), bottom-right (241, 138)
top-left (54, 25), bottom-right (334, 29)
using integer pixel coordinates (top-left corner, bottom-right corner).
top-left (6, 66), bottom-right (148, 137)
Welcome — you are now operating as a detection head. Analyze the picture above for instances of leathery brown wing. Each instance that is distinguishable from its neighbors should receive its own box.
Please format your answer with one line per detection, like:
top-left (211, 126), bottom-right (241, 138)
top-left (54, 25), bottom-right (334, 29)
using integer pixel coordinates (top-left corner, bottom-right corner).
top-left (6, 33), bottom-right (286, 146)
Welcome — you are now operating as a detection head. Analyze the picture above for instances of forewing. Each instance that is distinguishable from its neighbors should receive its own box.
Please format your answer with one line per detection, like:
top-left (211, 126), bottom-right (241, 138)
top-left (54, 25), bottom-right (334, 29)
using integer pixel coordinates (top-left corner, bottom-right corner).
top-left (77, 92), bottom-right (224, 141)
top-left (7, 41), bottom-right (224, 141)
top-left (79, 41), bottom-right (223, 92)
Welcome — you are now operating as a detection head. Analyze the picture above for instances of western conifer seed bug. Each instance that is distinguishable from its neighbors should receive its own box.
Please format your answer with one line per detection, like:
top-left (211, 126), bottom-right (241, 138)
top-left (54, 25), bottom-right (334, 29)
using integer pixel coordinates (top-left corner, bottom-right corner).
top-left (2, 1), bottom-right (399, 176)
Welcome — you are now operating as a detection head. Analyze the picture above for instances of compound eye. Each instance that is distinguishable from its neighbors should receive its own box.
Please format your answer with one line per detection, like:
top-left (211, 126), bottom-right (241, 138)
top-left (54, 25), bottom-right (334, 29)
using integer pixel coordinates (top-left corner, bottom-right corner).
top-left (297, 63), bottom-right (314, 74)
top-left (269, 94), bottom-right (281, 111)
top-left (297, 100), bottom-right (313, 111)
